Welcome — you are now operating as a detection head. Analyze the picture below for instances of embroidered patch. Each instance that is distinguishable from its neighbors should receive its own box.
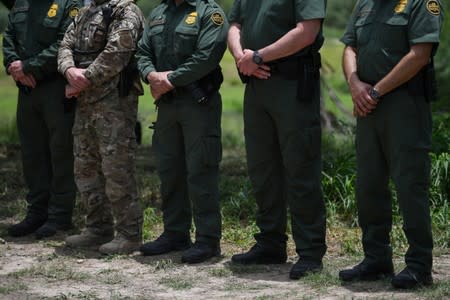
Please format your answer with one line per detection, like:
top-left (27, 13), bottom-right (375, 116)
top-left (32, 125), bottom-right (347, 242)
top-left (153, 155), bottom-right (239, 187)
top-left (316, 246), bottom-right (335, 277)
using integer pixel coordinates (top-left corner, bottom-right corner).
top-left (149, 18), bottom-right (165, 27)
top-left (185, 12), bottom-right (197, 25)
top-left (211, 11), bottom-right (224, 26)
top-left (426, 0), bottom-right (440, 15)
top-left (394, 0), bottom-right (408, 13)
top-left (47, 3), bottom-right (58, 18)
top-left (69, 7), bottom-right (79, 18)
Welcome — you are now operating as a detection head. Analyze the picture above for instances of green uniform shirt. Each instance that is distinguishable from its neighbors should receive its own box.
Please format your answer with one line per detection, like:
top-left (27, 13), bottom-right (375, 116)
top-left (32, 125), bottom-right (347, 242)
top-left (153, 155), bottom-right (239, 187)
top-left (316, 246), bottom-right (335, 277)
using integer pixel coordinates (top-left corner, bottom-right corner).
top-left (341, 0), bottom-right (443, 84)
top-left (2, 0), bottom-right (81, 80)
top-left (228, 0), bottom-right (326, 53)
top-left (136, 0), bottom-right (229, 87)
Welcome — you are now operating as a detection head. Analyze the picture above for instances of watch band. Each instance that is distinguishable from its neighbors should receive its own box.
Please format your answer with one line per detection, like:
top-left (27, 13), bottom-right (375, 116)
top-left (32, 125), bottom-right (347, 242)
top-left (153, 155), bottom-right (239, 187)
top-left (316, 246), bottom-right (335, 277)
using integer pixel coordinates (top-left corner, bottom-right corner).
top-left (252, 50), bottom-right (263, 65)
top-left (369, 87), bottom-right (381, 101)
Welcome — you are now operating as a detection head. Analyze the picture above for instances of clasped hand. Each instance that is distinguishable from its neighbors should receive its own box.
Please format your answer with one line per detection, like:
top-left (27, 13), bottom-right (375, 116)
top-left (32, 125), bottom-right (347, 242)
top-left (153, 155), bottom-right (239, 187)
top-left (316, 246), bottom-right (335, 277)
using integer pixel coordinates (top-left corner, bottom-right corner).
top-left (236, 49), bottom-right (271, 80)
top-left (348, 74), bottom-right (378, 117)
top-left (64, 67), bottom-right (91, 98)
top-left (147, 71), bottom-right (174, 101)
top-left (8, 60), bottom-right (36, 88)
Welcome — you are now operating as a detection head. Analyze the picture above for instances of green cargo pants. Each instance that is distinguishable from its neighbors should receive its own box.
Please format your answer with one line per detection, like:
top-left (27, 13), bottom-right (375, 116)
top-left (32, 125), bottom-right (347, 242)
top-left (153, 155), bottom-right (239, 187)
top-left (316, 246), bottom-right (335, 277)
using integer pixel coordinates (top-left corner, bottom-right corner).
top-left (244, 74), bottom-right (327, 261)
top-left (16, 75), bottom-right (76, 223)
top-left (356, 87), bottom-right (433, 273)
top-left (152, 91), bottom-right (222, 245)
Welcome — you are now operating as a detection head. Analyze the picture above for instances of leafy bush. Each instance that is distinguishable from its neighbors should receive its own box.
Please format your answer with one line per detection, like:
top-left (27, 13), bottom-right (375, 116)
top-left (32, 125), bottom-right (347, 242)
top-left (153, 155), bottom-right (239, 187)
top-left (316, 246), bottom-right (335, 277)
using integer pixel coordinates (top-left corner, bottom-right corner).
top-left (432, 113), bottom-right (450, 155)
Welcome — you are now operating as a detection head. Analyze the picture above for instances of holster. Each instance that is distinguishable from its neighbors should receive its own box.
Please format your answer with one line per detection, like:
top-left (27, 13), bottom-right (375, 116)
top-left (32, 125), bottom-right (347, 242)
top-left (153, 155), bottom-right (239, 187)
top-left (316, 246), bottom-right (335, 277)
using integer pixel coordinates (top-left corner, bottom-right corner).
top-left (270, 52), bottom-right (321, 102)
top-left (183, 66), bottom-right (224, 104)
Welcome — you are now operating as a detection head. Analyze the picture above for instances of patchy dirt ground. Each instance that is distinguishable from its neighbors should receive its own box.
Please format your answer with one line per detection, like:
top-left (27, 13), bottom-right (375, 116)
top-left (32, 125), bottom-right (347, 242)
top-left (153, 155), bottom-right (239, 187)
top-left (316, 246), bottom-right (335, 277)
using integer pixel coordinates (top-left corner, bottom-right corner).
top-left (0, 229), bottom-right (449, 300)
top-left (1, 145), bottom-right (449, 299)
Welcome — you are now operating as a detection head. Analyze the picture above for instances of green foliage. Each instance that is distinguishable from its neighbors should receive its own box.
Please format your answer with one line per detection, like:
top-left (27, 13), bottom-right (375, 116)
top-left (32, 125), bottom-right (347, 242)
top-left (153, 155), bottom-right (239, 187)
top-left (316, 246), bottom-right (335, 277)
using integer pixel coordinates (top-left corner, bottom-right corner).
top-left (432, 113), bottom-right (450, 155)
top-left (434, 1), bottom-right (450, 110)
top-left (324, 0), bottom-right (357, 30)
top-left (429, 152), bottom-right (449, 249)
top-left (321, 133), bottom-right (357, 226)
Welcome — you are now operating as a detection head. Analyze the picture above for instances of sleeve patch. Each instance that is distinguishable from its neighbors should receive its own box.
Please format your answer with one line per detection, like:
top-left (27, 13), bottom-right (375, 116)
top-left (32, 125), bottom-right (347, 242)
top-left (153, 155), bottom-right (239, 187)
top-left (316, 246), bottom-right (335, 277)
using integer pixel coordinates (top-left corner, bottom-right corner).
top-left (211, 12), bottom-right (224, 26)
top-left (426, 0), bottom-right (440, 16)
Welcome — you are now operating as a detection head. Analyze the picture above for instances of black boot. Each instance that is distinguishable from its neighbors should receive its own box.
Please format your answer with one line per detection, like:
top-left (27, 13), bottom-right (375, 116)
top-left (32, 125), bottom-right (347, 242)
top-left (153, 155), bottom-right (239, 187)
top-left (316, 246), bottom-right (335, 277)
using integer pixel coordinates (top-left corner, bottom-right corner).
top-left (181, 242), bottom-right (221, 264)
top-left (391, 267), bottom-right (433, 289)
top-left (35, 221), bottom-right (73, 239)
top-left (8, 215), bottom-right (47, 237)
top-left (339, 259), bottom-right (394, 282)
top-left (289, 259), bottom-right (323, 279)
top-left (140, 232), bottom-right (192, 256)
top-left (231, 243), bottom-right (287, 265)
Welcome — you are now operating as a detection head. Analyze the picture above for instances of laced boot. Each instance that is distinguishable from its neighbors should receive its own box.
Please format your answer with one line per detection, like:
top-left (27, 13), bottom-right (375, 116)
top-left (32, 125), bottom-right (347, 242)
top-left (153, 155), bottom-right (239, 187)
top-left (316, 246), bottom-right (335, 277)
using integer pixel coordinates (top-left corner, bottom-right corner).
top-left (66, 229), bottom-right (114, 248)
top-left (391, 267), bottom-right (433, 289)
top-left (140, 232), bottom-right (192, 256)
top-left (289, 259), bottom-right (323, 279)
top-left (181, 241), bottom-right (221, 264)
top-left (8, 215), bottom-right (47, 237)
top-left (35, 221), bottom-right (72, 239)
top-left (99, 233), bottom-right (141, 255)
top-left (231, 243), bottom-right (287, 265)
top-left (339, 259), bottom-right (394, 282)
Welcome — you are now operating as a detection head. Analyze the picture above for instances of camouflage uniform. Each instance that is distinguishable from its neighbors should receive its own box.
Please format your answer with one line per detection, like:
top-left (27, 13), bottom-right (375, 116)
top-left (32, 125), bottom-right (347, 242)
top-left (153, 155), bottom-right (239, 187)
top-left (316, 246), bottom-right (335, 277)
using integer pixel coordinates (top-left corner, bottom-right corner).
top-left (58, 0), bottom-right (144, 242)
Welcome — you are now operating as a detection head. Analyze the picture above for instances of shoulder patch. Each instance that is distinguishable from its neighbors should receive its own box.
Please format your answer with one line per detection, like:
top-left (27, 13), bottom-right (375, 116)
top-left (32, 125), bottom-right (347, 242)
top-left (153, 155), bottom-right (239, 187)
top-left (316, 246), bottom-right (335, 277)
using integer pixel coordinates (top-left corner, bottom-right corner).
top-left (394, 0), bottom-right (408, 14)
top-left (211, 11), bottom-right (224, 26)
top-left (47, 3), bottom-right (58, 18)
top-left (426, 0), bottom-right (440, 16)
top-left (69, 7), bottom-right (79, 18)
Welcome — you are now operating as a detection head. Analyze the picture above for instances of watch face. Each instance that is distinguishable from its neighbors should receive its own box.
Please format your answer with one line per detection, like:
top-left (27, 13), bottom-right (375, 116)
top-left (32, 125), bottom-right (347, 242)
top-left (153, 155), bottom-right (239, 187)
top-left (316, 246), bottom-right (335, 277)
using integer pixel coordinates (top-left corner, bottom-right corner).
top-left (370, 89), bottom-right (380, 101)
top-left (253, 52), bottom-right (263, 65)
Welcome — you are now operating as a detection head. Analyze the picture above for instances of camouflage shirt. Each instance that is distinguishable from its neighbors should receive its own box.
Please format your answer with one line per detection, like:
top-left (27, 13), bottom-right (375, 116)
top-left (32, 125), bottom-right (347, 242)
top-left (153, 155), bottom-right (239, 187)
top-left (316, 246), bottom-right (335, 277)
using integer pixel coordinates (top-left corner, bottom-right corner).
top-left (58, 0), bottom-right (144, 101)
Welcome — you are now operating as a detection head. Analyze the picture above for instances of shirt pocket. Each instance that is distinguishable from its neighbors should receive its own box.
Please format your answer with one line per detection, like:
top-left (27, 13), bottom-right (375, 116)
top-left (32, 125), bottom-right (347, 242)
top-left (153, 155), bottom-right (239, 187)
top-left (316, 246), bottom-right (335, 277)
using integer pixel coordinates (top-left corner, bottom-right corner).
top-left (85, 20), bottom-right (108, 52)
top-left (174, 25), bottom-right (199, 58)
top-left (380, 14), bottom-right (409, 52)
top-left (11, 6), bottom-right (28, 41)
top-left (355, 15), bottom-right (374, 47)
top-left (38, 12), bottom-right (64, 46)
top-left (148, 23), bottom-right (164, 51)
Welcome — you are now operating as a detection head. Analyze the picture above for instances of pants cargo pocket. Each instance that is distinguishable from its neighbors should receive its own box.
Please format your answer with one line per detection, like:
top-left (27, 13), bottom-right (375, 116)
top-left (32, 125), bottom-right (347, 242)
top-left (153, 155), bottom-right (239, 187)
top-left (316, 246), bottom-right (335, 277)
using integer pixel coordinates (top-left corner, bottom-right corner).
top-left (202, 136), bottom-right (222, 167)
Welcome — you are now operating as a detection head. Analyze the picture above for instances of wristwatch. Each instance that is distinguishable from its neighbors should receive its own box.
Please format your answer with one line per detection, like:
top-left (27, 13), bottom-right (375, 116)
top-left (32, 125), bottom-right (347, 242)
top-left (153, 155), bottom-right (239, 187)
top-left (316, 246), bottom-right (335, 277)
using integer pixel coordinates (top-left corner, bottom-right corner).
top-left (252, 50), bottom-right (264, 65)
top-left (369, 87), bottom-right (381, 102)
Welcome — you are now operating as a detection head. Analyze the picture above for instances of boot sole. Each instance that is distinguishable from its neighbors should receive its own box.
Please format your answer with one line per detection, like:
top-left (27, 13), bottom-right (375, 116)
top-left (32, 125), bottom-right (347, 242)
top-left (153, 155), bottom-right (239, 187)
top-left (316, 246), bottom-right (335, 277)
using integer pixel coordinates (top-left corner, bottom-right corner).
top-left (231, 257), bottom-right (287, 265)
top-left (289, 269), bottom-right (322, 280)
top-left (181, 251), bottom-right (221, 264)
top-left (339, 272), bottom-right (394, 282)
top-left (140, 243), bottom-right (192, 256)
top-left (391, 277), bottom-right (433, 289)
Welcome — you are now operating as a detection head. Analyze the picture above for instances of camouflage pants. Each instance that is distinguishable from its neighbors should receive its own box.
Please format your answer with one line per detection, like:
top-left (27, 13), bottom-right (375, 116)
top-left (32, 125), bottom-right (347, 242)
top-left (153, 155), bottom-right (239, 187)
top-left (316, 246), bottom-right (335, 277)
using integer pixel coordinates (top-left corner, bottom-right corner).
top-left (73, 91), bottom-right (142, 239)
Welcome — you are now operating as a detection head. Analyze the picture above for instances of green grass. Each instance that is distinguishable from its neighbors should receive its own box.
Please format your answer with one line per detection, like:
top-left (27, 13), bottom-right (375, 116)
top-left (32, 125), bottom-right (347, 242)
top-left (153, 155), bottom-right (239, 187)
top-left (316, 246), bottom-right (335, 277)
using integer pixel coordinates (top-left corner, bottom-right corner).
top-left (158, 275), bottom-right (196, 290)
top-left (0, 35), bottom-right (350, 146)
top-left (0, 282), bottom-right (28, 295)
top-left (8, 262), bottom-right (91, 282)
